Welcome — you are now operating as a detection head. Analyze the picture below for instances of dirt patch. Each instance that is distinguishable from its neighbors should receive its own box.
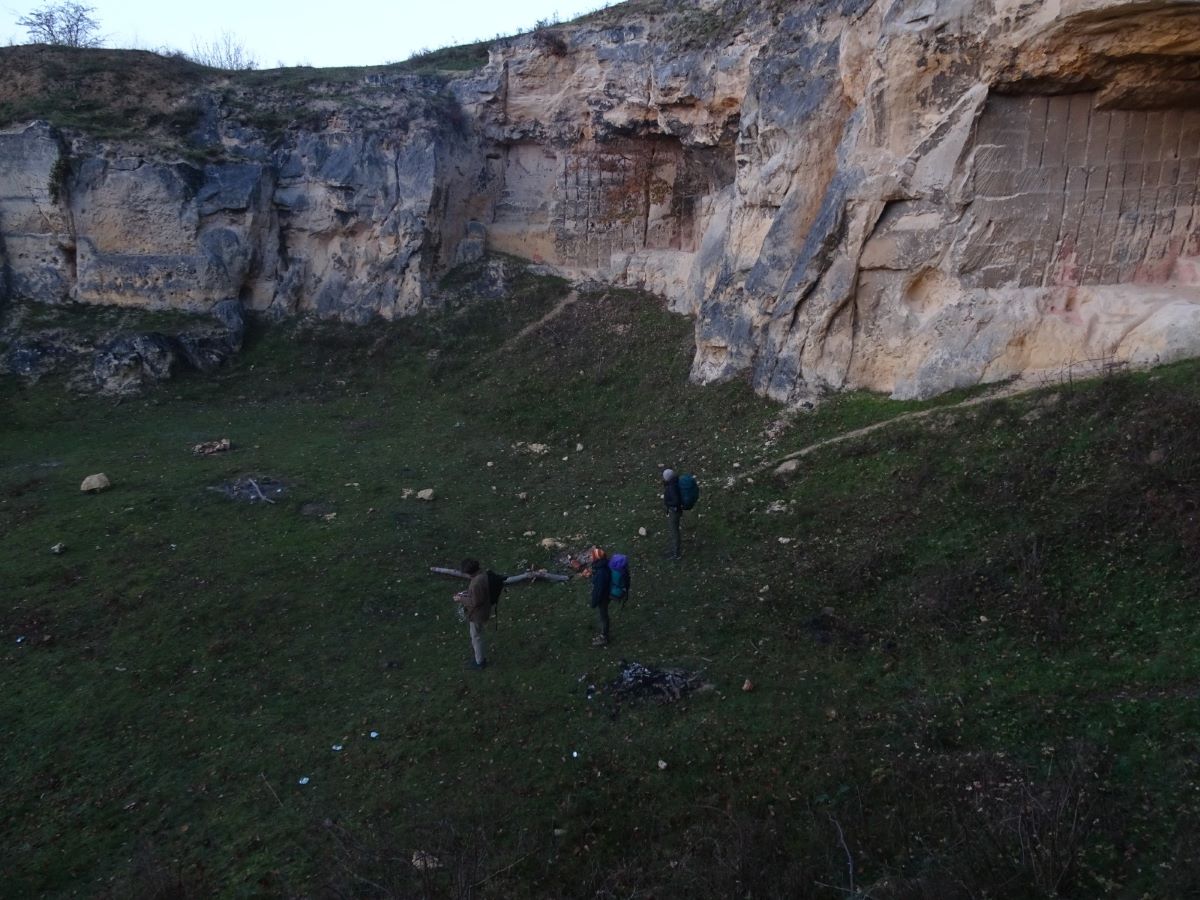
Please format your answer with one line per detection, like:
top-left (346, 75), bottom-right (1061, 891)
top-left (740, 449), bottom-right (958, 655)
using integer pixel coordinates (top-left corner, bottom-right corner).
top-left (801, 608), bottom-right (869, 647)
top-left (3, 477), bottom-right (45, 499)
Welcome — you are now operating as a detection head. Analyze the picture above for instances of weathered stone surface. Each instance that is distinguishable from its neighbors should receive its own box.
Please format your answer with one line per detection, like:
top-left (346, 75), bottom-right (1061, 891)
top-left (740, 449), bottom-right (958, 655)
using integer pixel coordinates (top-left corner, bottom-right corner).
top-left (80, 473), bottom-right (110, 492)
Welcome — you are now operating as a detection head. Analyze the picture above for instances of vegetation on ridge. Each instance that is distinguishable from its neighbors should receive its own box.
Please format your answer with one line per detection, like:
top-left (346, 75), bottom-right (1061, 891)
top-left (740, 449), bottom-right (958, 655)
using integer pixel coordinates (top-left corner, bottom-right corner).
top-left (2, 263), bottom-right (1200, 897)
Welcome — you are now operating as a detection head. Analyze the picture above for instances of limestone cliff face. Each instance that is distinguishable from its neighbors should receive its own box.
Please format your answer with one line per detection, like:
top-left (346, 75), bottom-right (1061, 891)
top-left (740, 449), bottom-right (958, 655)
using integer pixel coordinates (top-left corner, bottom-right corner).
top-left (1, 0), bottom-right (1198, 399)
top-left (465, 0), bottom-right (1200, 400)
top-left (0, 68), bottom-right (484, 323)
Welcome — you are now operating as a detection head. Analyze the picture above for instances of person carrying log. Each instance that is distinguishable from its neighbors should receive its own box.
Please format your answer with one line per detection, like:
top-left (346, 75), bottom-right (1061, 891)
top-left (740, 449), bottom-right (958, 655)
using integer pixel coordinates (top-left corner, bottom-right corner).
top-left (455, 558), bottom-right (497, 670)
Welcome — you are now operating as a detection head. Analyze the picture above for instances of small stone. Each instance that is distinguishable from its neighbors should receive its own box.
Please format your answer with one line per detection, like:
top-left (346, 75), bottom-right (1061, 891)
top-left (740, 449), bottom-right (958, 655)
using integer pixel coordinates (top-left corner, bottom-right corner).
top-left (416, 489), bottom-right (435, 501)
top-left (825, 708), bottom-right (838, 721)
top-left (742, 679), bottom-right (755, 692)
top-left (553, 828), bottom-right (567, 837)
top-left (657, 759), bottom-right (668, 770)
top-left (486, 461), bottom-right (494, 467)
top-left (298, 776), bottom-right (310, 785)
top-left (774, 459), bottom-right (801, 477)
top-left (778, 537), bottom-right (792, 544)
top-left (80, 473), bottom-right (111, 493)
top-left (540, 537), bottom-right (565, 550)
top-left (411, 850), bottom-right (441, 871)
top-left (401, 488), bottom-right (414, 499)
top-left (638, 527), bottom-right (647, 537)
top-left (369, 731), bottom-right (379, 739)
top-left (576, 443), bottom-right (584, 452)
top-left (518, 492), bottom-right (528, 501)
top-left (50, 542), bottom-right (66, 555)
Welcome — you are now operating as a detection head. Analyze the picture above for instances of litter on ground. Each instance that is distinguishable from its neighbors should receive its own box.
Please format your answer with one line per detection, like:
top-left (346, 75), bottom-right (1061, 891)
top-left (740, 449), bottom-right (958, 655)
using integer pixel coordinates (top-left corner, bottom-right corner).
top-left (605, 662), bottom-right (707, 704)
top-left (208, 476), bottom-right (286, 504)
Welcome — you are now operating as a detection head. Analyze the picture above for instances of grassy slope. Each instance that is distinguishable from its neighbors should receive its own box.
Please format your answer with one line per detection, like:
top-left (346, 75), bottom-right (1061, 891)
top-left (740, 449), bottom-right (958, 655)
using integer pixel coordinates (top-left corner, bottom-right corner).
top-left (2, 270), bottom-right (1199, 898)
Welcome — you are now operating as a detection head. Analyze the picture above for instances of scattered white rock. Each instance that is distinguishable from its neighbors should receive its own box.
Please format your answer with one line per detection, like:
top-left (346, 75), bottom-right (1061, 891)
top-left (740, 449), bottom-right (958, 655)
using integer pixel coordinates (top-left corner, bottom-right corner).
top-left (540, 538), bottom-right (565, 550)
top-left (518, 492), bottom-right (528, 501)
top-left (369, 731), bottom-right (380, 739)
top-left (331, 744), bottom-right (343, 752)
top-left (774, 459), bottom-right (801, 477)
top-left (298, 776), bottom-right (311, 785)
top-left (778, 537), bottom-right (792, 544)
top-left (576, 443), bottom-right (584, 452)
top-left (411, 850), bottom-right (441, 871)
top-left (417, 489), bottom-right (435, 502)
top-left (742, 679), bottom-right (755, 692)
top-left (766, 500), bottom-right (789, 514)
top-left (80, 473), bottom-right (111, 493)
top-left (401, 488), bottom-right (414, 499)
top-left (657, 759), bottom-right (668, 770)
top-left (50, 542), bottom-right (66, 555)
top-left (638, 527), bottom-right (647, 537)
top-left (486, 461), bottom-right (494, 467)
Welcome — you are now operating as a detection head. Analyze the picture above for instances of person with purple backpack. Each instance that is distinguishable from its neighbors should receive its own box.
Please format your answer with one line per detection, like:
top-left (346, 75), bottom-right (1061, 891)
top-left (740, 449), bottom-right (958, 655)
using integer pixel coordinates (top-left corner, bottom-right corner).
top-left (588, 547), bottom-right (612, 647)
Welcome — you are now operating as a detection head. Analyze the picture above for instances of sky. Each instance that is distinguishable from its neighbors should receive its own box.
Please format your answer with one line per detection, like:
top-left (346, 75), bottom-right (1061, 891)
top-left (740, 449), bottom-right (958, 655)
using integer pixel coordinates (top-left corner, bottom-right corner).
top-left (1, 0), bottom-right (615, 67)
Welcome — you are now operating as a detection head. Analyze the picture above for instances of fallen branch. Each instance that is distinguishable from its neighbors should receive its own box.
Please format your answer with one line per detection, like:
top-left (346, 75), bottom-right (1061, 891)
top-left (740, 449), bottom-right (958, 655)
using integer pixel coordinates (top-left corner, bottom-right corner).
top-left (430, 566), bottom-right (569, 584)
top-left (247, 478), bottom-right (276, 504)
top-left (260, 773), bottom-right (283, 808)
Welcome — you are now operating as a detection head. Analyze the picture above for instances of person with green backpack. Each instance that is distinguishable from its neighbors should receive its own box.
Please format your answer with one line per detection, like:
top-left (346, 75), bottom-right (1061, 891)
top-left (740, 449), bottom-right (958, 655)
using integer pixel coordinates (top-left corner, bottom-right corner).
top-left (662, 468), bottom-right (699, 559)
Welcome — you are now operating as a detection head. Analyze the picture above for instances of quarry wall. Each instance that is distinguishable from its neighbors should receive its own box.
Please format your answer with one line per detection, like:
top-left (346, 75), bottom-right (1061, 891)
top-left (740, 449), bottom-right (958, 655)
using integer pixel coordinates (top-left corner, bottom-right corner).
top-left (1, 0), bottom-right (1198, 400)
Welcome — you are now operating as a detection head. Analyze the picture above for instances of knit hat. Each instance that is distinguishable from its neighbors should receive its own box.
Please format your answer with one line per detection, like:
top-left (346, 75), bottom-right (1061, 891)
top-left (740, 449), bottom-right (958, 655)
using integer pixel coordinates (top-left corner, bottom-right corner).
top-left (662, 468), bottom-right (675, 481)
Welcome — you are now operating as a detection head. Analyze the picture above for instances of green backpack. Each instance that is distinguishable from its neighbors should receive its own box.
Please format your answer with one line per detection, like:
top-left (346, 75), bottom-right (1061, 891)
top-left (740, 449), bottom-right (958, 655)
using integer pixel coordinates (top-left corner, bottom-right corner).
top-left (679, 473), bottom-right (699, 510)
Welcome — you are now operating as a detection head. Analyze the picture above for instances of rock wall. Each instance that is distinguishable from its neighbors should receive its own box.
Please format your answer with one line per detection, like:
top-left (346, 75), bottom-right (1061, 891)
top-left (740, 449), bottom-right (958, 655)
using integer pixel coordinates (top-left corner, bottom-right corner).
top-left (1, 0), bottom-right (1198, 400)
top-left (0, 78), bottom-right (484, 323)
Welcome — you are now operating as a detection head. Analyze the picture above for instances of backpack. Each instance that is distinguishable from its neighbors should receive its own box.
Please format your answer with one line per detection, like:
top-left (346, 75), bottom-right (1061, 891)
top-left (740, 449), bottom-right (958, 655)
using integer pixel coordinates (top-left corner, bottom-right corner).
top-left (609, 554), bottom-right (628, 601)
top-left (678, 473), bottom-right (699, 510)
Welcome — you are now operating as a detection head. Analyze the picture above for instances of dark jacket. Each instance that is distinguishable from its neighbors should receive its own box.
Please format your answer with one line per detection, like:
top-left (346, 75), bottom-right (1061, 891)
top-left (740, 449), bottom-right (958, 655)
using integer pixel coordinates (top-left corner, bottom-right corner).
top-left (464, 571), bottom-right (492, 625)
top-left (663, 476), bottom-right (683, 512)
top-left (590, 558), bottom-right (612, 608)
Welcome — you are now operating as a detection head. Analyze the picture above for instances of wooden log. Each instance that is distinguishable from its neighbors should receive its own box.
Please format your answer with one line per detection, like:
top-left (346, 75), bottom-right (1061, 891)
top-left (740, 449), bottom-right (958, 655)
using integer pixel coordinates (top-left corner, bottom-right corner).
top-left (429, 567), bottom-right (570, 584)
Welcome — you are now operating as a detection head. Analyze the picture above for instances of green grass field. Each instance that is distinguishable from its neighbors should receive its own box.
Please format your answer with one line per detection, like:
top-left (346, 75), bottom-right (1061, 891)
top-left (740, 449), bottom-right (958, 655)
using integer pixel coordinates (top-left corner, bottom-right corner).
top-left (3, 266), bottom-right (1199, 898)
